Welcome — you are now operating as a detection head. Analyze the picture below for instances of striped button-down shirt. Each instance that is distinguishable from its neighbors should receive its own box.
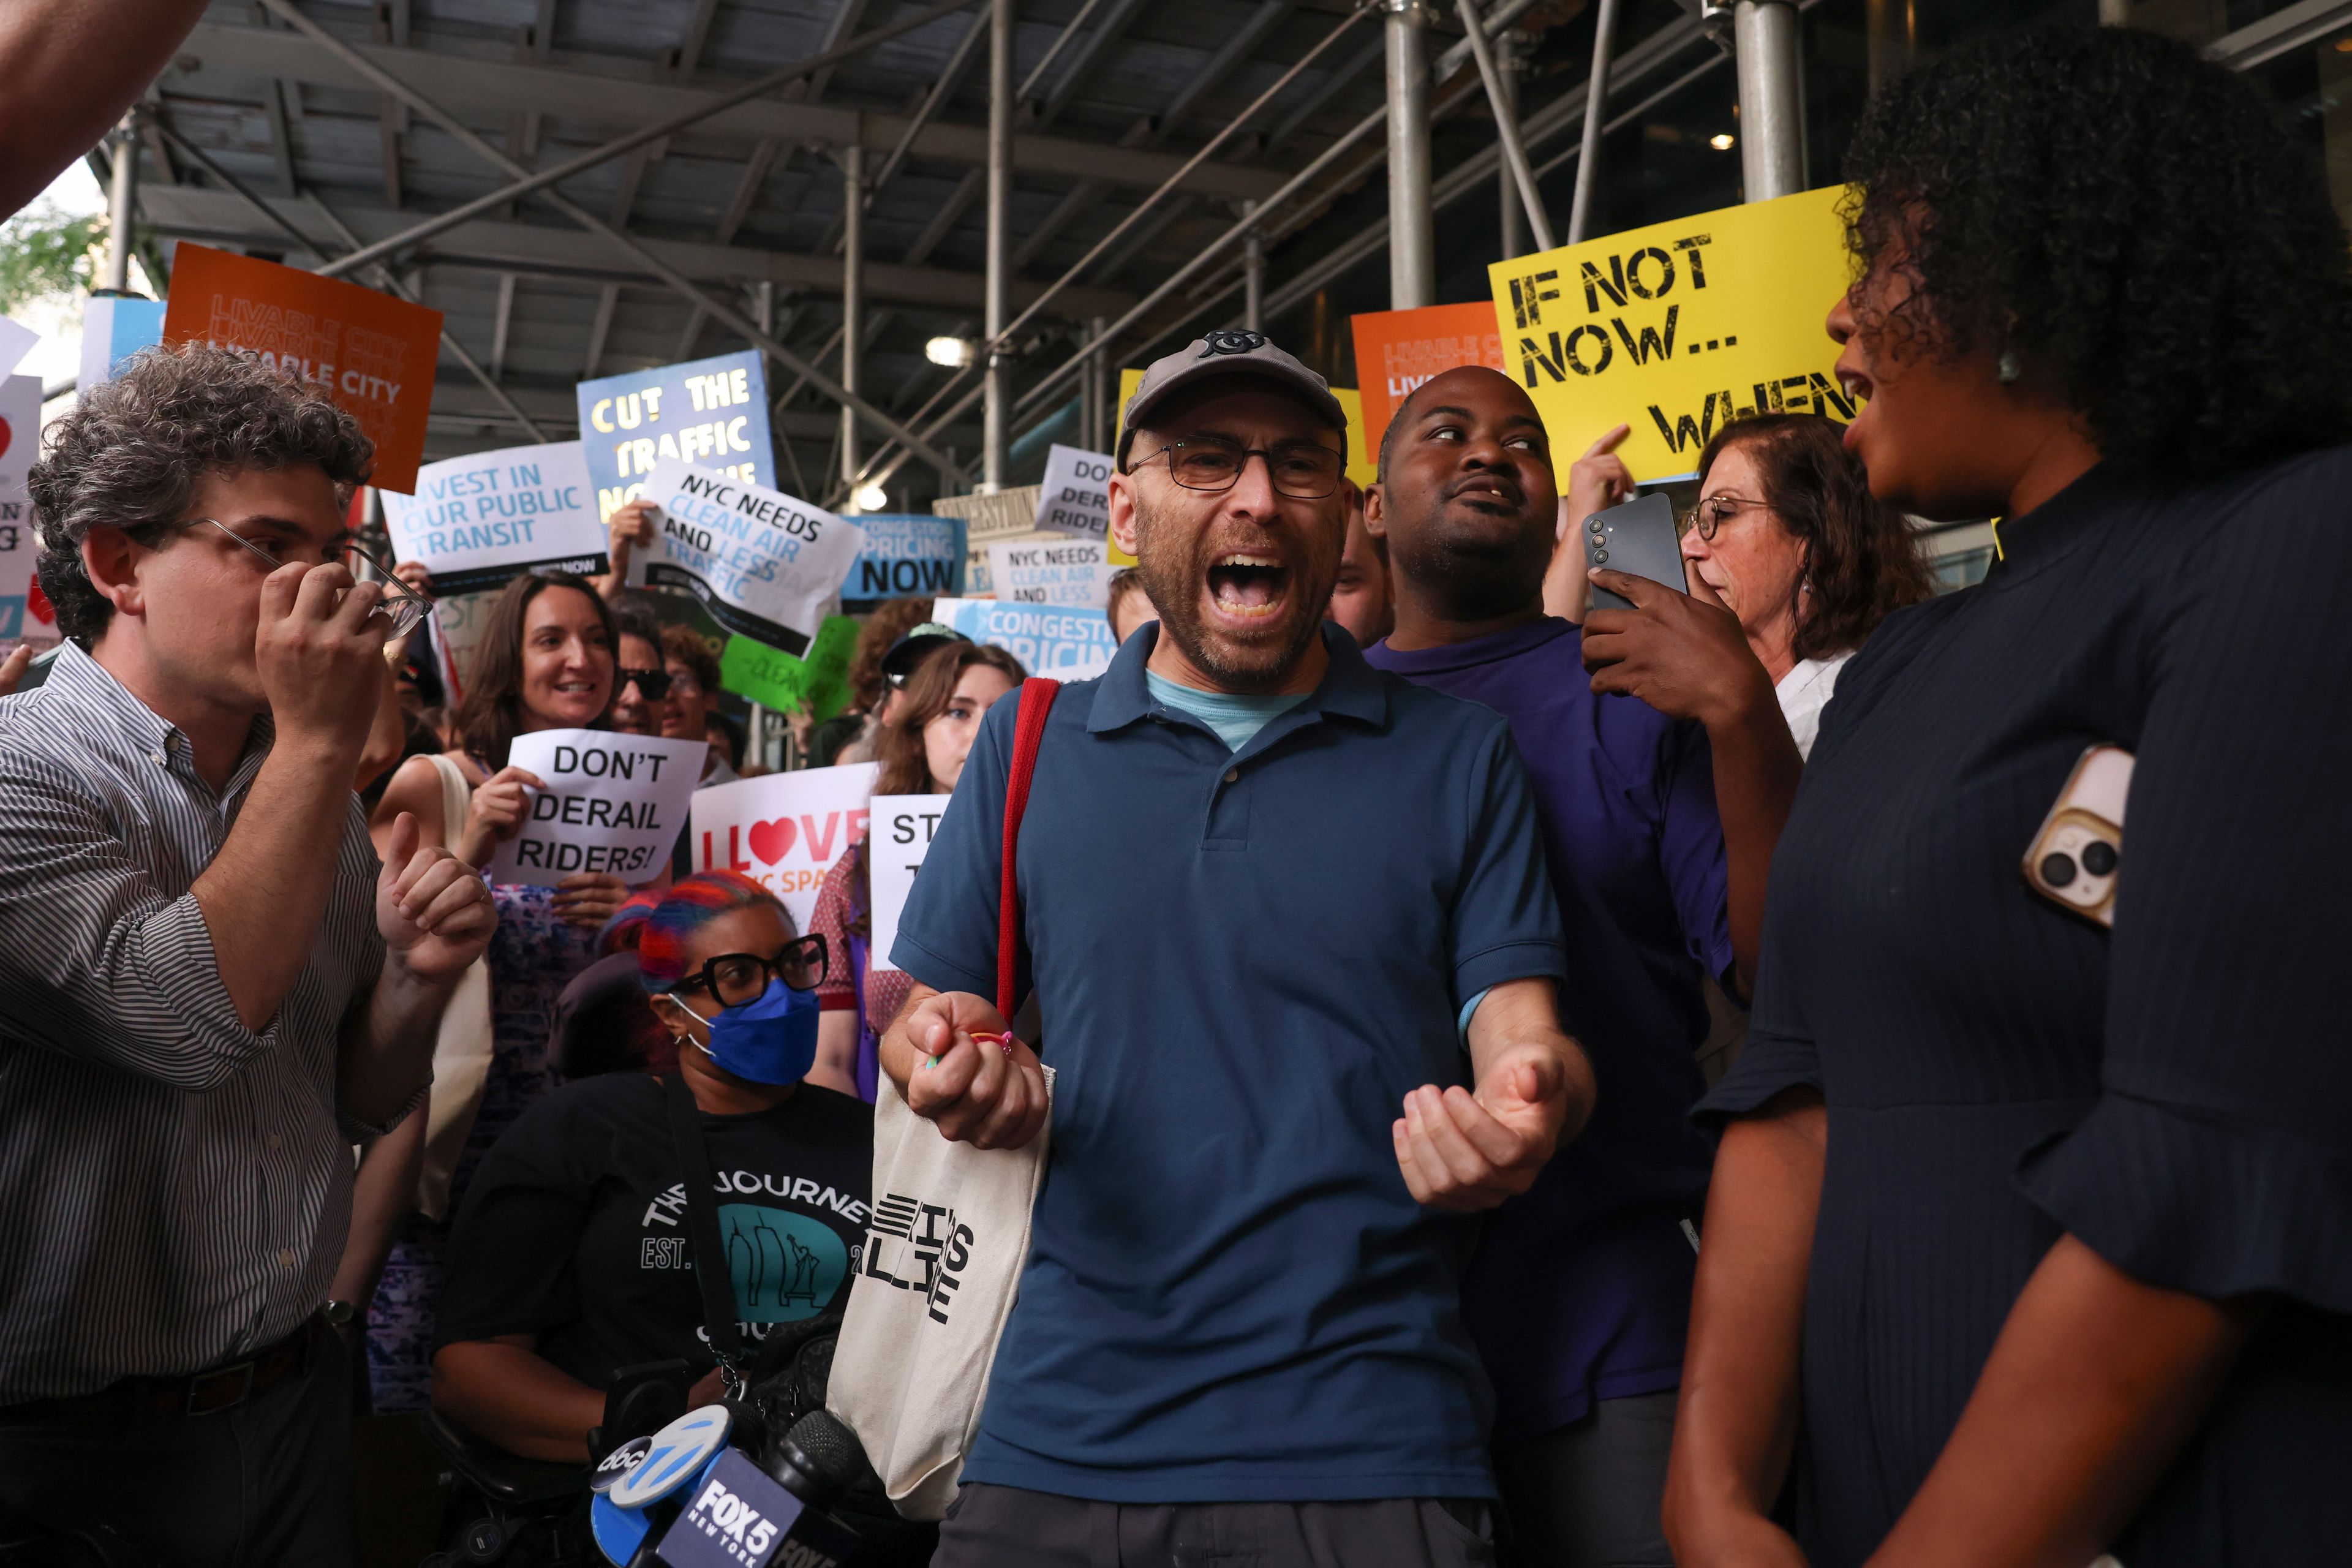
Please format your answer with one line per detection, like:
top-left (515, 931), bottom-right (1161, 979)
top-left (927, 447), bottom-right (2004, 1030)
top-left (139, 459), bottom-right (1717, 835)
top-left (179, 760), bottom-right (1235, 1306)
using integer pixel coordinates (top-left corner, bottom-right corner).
top-left (0, 643), bottom-right (390, 1403)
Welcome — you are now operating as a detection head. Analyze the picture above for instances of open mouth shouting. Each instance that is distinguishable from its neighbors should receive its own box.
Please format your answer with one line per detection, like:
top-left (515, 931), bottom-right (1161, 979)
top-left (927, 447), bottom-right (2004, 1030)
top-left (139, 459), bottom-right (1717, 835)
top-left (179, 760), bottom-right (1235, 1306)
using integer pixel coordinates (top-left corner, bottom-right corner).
top-left (1206, 551), bottom-right (1293, 627)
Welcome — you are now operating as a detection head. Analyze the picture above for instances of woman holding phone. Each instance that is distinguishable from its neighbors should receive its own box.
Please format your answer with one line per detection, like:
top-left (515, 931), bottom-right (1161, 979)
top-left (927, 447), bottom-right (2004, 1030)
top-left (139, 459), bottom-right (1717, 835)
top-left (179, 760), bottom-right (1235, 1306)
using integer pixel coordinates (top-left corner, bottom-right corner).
top-left (1664, 28), bottom-right (2352, 1568)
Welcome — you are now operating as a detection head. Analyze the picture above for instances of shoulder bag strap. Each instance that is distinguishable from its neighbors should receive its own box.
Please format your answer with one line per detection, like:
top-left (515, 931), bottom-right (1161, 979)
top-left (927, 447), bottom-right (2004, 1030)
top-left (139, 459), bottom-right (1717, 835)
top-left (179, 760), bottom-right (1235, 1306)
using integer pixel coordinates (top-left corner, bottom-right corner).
top-left (996, 678), bottom-right (1061, 1021)
top-left (662, 1070), bottom-right (748, 1389)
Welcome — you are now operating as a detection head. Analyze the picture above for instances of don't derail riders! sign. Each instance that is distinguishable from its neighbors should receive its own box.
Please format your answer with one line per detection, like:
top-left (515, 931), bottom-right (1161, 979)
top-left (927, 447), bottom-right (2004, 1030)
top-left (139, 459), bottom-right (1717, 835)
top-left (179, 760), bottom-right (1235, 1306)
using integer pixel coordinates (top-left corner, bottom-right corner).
top-left (487, 730), bottom-right (707, 888)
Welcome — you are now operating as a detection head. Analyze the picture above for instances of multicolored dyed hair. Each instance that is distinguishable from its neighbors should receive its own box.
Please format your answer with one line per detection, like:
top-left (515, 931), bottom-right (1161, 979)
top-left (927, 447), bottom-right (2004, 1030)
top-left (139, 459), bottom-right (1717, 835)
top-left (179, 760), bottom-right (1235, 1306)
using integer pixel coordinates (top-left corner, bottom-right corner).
top-left (635, 871), bottom-right (792, 993)
top-left (599, 891), bottom-right (665, 956)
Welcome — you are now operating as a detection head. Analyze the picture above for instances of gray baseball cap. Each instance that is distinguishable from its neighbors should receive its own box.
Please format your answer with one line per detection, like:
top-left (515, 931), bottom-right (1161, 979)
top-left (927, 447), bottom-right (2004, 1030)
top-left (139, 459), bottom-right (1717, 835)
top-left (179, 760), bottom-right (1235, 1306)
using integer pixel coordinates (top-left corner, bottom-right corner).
top-left (1117, 330), bottom-right (1349, 467)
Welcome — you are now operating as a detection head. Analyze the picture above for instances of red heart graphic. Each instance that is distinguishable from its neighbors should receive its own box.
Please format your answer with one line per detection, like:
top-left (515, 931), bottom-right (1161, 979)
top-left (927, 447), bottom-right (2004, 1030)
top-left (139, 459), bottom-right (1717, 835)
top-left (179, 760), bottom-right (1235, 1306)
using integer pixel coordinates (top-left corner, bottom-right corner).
top-left (0, 417), bottom-right (13, 465)
top-left (746, 816), bottom-right (796, 865)
top-left (25, 573), bottom-right (51, 625)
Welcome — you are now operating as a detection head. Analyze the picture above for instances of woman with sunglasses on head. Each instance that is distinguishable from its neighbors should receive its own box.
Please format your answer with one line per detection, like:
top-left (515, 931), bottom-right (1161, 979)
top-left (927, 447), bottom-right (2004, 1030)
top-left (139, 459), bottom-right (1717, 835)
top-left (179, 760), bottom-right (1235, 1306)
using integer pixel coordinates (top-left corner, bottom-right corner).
top-left (807, 639), bottom-right (1027, 1099)
top-left (429, 873), bottom-right (869, 1462)
top-left (1667, 28), bottom-right (2352, 1568)
top-left (357, 570), bottom-right (639, 1416)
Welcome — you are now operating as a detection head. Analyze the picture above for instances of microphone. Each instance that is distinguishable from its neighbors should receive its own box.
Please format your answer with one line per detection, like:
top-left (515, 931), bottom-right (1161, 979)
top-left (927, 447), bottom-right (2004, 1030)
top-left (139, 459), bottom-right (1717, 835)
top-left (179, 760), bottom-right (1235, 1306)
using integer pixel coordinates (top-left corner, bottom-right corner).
top-left (764, 1410), bottom-right (865, 1514)
top-left (593, 1405), bottom-right (867, 1568)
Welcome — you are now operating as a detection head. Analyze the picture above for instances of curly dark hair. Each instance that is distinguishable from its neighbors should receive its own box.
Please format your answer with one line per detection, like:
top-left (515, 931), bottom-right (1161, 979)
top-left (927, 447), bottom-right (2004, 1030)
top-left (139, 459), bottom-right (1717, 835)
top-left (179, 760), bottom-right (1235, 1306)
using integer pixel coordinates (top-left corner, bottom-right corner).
top-left (1842, 25), bottom-right (2352, 484)
top-left (1697, 413), bottom-right (1933, 662)
top-left (28, 343), bottom-right (375, 648)
top-left (454, 570), bottom-right (617, 768)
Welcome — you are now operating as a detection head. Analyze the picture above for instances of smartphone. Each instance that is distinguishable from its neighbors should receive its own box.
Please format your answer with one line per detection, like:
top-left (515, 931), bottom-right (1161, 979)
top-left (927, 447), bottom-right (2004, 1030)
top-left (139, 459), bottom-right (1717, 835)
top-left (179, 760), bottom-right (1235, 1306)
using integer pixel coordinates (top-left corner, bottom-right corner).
top-left (1584, 492), bottom-right (1689, 611)
top-left (2021, 745), bottom-right (2133, 928)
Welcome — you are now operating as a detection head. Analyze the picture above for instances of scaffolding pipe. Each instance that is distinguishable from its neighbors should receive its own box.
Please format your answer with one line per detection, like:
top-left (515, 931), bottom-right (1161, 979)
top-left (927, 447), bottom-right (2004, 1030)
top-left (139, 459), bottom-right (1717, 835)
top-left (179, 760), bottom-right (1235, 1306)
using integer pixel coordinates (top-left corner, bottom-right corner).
top-left (1243, 203), bottom-right (1265, 331)
top-left (1497, 30), bottom-right (1524, 260)
top-left (1566, 0), bottom-right (1620, 241)
top-left (1383, 0), bottom-right (1436, 308)
top-left (104, 110), bottom-right (140, 293)
top-left (1457, 0), bottom-right (1553, 252)
top-left (983, 0), bottom-right (1014, 491)
top-left (312, 0), bottom-right (975, 280)
top-left (1735, 0), bottom-right (1805, 201)
top-left (840, 145), bottom-right (864, 507)
top-left (255, 0), bottom-right (971, 486)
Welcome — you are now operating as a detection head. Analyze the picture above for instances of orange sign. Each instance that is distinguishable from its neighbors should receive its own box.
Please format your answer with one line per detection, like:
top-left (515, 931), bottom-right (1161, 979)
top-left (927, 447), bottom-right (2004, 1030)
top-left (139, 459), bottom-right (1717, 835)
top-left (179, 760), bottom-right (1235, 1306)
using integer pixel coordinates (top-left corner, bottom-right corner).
top-left (1349, 301), bottom-right (1510, 457)
top-left (162, 244), bottom-right (443, 492)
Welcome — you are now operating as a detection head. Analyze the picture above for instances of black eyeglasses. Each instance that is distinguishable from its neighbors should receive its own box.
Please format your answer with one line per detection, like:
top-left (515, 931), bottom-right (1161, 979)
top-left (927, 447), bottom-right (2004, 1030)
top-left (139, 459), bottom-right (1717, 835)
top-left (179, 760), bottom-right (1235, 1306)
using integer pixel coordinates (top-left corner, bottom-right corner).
top-left (1680, 494), bottom-right (1773, 542)
top-left (195, 518), bottom-right (435, 639)
top-left (1129, 437), bottom-right (1346, 499)
top-left (617, 666), bottom-right (673, 701)
top-left (673, 934), bottom-right (828, 1007)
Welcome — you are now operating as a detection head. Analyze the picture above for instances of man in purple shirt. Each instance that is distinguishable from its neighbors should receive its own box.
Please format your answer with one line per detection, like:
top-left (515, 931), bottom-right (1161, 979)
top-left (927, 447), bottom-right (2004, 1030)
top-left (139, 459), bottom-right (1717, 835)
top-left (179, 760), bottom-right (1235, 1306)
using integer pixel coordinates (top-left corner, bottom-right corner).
top-left (1362, 366), bottom-right (1798, 1568)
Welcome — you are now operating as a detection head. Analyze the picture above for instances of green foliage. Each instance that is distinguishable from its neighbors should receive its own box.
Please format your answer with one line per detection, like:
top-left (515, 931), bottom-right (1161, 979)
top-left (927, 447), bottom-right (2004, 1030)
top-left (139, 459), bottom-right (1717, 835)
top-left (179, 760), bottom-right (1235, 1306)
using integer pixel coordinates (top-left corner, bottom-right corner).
top-left (0, 203), bottom-right (105, 314)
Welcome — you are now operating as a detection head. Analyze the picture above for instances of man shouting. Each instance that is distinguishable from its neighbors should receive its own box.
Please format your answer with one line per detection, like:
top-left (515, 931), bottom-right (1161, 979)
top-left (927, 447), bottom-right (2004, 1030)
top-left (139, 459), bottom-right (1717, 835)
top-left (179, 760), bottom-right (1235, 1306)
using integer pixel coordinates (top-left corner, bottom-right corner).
top-left (884, 331), bottom-right (1593, 1567)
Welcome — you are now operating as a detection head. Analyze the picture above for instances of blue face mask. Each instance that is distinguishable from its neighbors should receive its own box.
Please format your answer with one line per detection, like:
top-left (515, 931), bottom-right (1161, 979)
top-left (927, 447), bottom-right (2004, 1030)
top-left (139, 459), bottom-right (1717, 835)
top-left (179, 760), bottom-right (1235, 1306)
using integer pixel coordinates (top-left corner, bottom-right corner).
top-left (677, 978), bottom-right (820, 1086)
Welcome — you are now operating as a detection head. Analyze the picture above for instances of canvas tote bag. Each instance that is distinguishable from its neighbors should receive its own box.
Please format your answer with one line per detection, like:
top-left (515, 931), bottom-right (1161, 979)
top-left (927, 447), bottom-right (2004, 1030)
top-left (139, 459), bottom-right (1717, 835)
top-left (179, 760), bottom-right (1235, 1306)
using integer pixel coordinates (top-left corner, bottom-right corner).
top-left (415, 754), bottom-right (496, 1220)
top-left (829, 677), bottom-right (1061, 1521)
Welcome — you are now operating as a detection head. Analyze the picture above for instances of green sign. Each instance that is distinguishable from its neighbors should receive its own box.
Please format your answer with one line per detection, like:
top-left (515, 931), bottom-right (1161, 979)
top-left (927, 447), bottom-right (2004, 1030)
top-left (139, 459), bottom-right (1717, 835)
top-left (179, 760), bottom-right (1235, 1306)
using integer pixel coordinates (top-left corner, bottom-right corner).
top-left (720, 614), bottom-right (859, 720)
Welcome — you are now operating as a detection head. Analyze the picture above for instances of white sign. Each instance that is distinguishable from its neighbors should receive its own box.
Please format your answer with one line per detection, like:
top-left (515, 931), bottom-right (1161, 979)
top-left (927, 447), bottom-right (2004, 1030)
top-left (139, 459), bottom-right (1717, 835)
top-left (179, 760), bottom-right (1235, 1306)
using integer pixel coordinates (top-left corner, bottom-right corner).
top-left (487, 729), bottom-right (706, 888)
top-left (986, 537), bottom-right (1115, 611)
top-left (0, 376), bottom-right (53, 652)
top-left (866, 794), bottom-right (952, 974)
top-left (631, 458), bottom-right (865, 656)
top-left (382, 440), bottom-right (605, 595)
top-left (0, 318), bottom-right (34, 381)
top-left (1031, 443), bottom-right (1114, 542)
top-left (689, 762), bottom-right (878, 935)
top-left (935, 595), bottom-right (1121, 681)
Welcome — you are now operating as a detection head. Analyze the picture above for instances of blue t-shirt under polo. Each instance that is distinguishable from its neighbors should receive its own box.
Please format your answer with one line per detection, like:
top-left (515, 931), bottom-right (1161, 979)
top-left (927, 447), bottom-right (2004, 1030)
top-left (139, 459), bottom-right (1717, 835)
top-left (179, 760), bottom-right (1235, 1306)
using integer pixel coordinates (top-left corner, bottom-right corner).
top-left (894, 625), bottom-right (1568, 1503)
top-left (1366, 616), bottom-right (1732, 1442)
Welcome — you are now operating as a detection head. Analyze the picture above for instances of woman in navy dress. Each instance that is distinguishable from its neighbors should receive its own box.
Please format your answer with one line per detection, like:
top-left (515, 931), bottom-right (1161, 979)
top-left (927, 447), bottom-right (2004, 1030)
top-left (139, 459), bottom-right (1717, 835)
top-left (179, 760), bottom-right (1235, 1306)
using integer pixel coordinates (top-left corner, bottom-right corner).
top-left (1664, 29), bottom-right (2352, 1568)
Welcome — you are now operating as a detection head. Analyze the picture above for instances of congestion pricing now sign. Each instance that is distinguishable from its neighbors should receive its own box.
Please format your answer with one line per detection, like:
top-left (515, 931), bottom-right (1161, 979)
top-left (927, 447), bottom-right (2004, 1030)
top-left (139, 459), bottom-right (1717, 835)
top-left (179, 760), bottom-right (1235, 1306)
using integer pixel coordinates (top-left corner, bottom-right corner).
top-left (578, 350), bottom-right (776, 524)
top-left (163, 243), bottom-right (443, 491)
top-left (1486, 186), bottom-right (1855, 483)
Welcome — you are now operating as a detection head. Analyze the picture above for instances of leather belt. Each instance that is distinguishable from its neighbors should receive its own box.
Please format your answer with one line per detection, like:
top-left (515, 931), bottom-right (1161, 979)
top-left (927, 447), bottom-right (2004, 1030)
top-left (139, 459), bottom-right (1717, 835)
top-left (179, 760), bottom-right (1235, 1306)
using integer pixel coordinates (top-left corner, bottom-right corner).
top-left (2, 1316), bottom-right (320, 1421)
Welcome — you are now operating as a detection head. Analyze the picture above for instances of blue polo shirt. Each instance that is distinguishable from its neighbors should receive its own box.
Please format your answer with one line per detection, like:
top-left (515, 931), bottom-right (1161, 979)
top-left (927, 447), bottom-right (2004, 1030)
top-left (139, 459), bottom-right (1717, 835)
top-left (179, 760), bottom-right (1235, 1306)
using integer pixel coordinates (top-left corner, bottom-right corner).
top-left (894, 624), bottom-right (1567, 1502)
top-left (1365, 616), bottom-right (1731, 1441)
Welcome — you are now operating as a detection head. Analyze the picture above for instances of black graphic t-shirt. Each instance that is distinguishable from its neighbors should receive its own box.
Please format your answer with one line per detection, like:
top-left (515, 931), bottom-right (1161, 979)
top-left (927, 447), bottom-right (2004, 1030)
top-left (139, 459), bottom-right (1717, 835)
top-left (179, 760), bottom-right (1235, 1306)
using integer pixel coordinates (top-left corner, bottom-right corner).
top-left (435, 1073), bottom-right (873, 1388)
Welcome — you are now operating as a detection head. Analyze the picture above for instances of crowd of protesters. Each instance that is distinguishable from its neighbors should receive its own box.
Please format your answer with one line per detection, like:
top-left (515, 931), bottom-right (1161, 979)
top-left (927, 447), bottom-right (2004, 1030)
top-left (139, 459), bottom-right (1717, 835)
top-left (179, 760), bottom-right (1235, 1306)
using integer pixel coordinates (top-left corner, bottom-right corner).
top-left (0, 18), bottom-right (2346, 1568)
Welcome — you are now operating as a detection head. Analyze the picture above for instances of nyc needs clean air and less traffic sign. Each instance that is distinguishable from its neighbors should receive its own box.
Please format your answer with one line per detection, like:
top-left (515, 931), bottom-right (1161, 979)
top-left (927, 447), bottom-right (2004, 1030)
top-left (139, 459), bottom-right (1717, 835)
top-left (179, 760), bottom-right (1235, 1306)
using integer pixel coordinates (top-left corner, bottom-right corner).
top-left (1487, 185), bottom-right (1855, 483)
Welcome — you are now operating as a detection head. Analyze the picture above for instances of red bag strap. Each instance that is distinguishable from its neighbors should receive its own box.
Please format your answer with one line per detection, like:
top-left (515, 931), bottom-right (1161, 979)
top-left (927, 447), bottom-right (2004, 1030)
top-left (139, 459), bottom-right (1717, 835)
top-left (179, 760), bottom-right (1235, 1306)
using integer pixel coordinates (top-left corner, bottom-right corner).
top-left (996, 677), bottom-right (1061, 1020)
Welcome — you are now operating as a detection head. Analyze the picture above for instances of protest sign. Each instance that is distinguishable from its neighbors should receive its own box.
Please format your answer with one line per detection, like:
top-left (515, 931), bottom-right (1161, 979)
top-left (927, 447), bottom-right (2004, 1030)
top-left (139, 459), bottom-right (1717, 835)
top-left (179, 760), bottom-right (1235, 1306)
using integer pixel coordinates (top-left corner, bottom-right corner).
top-left (691, 762), bottom-right (878, 933)
top-left (487, 730), bottom-right (706, 888)
top-left (0, 375), bottom-right (54, 654)
top-left (844, 513), bottom-right (965, 607)
top-left (0, 318), bottom-right (34, 380)
top-left (630, 459), bottom-right (865, 656)
top-left (935, 595), bottom-right (1120, 680)
top-left (866, 794), bottom-right (952, 974)
top-left (79, 296), bottom-right (164, 390)
top-left (1487, 185), bottom-right (1852, 482)
top-left (578, 350), bottom-right (774, 524)
top-left (1032, 445), bottom-right (1115, 543)
top-left (1107, 368), bottom-right (1377, 568)
top-left (1349, 301), bottom-right (1509, 451)
top-left (162, 243), bottom-right (442, 491)
top-left (382, 441), bottom-right (605, 595)
top-left (719, 613), bottom-right (859, 721)
top-left (987, 537), bottom-right (1114, 611)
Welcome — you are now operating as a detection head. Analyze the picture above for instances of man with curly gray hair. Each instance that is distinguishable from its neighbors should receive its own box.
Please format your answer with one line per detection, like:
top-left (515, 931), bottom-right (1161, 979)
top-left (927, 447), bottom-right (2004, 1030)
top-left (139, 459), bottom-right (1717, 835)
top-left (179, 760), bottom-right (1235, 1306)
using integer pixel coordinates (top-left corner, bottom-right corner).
top-left (0, 344), bottom-right (497, 1564)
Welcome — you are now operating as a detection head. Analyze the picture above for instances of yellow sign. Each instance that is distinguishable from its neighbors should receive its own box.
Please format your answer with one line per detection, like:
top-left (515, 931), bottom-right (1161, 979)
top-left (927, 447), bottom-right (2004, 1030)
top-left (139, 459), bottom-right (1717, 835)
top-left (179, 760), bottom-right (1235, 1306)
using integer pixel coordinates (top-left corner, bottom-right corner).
top-left (1106, 367), bottom-right (1378, 567)
top-left (1487, 186), bottom-right (1855, 482)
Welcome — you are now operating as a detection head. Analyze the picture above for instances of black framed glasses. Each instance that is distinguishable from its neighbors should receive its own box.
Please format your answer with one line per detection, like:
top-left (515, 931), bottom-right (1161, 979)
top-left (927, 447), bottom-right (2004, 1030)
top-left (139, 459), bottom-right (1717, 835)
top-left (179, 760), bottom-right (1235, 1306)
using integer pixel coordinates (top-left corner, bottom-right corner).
top-left (674, 934), bottom-right (829, 1006)
top-left (1680, 494), bottom-right (1773, 543)
top-left (1129, 437), bottom-right (1346, 499)
top-left (616, 666), bottom-right (673, 701)
top-left (197, 518), bottom-right (436, 639)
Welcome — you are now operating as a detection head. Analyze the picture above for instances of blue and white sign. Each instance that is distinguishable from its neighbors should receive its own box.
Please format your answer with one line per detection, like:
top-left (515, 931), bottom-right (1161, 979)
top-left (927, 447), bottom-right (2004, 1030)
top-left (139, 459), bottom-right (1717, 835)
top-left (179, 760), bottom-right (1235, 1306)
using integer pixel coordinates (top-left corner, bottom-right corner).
top-left (577, 349), bottom-right (774, 525)
top-left (934, 595), bottom-right (1120, 680)
top-left (381, 440), bottom-right (605, 595)
top-left (633, 458), bottom-right (864, 655)
top-left (77, 296), bottom-right (164, 390)
top-left (843, 513), bottom-right (965, 607)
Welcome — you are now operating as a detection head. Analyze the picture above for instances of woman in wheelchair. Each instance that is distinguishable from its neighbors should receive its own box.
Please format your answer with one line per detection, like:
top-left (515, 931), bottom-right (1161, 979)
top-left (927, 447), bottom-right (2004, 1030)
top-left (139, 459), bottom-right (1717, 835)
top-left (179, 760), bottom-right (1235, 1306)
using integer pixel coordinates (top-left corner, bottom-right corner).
top-left (431, 871), bottom-right (873, 1463)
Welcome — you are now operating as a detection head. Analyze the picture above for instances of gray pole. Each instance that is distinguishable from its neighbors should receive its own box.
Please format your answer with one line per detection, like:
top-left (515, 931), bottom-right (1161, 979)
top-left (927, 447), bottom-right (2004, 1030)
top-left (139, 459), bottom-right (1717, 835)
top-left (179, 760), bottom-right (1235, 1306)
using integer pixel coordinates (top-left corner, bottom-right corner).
top-left (1457, 0), bottom-right (1553, 252)
top-left (1566, 0), bottom-right (1621, 242)
top-left (1498, 31), bottom-right (1525, 260)
top-left (751, 279), bottom-right (777, 771)
top-left (2098, 0), bottom-right (2130, 23)
top-left (104, 108), bottom-right (141, 293)
top-left (1243, 202), bottom-right (1265, 331)
top-left (1382, 0), bottom-right (1435, 309)
top-left (1734, 0), bottom-right (1804, 202)
top-left (1089, 314), bottom-right (1109, 452)
top-left (840, 144), bottom-right (865, 508)
top-left (983, 0), bottom-right (1014, 492)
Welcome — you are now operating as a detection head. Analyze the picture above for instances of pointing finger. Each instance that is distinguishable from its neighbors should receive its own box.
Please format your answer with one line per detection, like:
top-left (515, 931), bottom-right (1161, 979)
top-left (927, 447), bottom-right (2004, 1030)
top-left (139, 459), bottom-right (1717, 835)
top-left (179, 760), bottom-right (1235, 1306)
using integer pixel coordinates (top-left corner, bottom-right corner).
top-left (1581, 423), bottom-right (1632, 459)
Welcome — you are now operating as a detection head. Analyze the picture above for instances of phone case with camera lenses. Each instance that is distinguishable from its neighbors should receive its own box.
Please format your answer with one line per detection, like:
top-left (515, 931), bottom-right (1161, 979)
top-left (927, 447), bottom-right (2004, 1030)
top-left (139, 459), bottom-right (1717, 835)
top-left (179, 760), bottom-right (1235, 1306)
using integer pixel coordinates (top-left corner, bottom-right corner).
top-left (1583, 492), bottom-right (1688, 612)
top-left (2021, 745), bottom-right (2133, 928)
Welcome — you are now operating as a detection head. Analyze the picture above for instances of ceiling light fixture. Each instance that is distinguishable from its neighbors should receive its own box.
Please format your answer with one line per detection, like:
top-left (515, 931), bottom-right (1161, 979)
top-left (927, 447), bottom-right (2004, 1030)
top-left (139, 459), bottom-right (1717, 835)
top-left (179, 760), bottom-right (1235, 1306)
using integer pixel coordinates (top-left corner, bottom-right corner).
top-left (1710, 132), bottom-right (1736, 151)
top-left (925, 336), bottom-right (973, 368)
